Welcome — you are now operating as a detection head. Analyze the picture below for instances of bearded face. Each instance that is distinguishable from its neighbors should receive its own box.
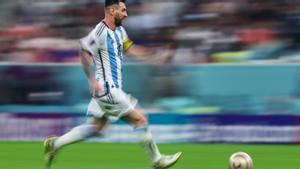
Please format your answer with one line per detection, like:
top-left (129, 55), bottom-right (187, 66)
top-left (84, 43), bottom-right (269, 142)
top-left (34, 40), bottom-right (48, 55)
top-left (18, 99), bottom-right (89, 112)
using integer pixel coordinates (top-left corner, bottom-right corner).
top-left (113, 2), bottom-right (127, 27)
top-left (114, 14), bottom-right (122, 26)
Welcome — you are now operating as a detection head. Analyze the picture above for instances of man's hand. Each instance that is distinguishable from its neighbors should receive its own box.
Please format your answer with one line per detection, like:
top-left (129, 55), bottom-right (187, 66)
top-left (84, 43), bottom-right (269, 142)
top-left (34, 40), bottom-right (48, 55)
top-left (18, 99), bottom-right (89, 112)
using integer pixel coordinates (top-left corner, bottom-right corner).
top-left (89, 79), bottom-right (105, 97)
top-left (152, 47), bottom-right (175, 65)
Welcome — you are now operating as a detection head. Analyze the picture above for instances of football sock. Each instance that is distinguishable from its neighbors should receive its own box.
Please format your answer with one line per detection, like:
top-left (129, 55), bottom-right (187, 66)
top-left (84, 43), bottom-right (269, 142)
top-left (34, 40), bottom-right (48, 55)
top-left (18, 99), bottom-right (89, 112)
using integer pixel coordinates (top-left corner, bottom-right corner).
top-left (135, 125), bottom-right (162, 162)
top-left (54, 124), bottom-right (97, 150)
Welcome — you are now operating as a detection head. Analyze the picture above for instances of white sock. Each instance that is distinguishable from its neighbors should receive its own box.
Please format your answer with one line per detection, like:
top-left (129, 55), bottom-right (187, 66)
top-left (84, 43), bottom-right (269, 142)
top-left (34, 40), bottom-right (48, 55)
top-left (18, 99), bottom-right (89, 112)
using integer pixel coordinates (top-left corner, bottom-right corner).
top-left (54, 124), bottom-right (97, 150)
top-left (135, 125), bottom-right (162, 162)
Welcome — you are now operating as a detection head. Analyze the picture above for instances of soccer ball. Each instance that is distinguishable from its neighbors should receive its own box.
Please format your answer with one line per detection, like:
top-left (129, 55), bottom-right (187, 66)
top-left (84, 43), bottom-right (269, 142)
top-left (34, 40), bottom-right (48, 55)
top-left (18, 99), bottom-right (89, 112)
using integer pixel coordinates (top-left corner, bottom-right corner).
top-left (229, 152), bottom-right (253, 169)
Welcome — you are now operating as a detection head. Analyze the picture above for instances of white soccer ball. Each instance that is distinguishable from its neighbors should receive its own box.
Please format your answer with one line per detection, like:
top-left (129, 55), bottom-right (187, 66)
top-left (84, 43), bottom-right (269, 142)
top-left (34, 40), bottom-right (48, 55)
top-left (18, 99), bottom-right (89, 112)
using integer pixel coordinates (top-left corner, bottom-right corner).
top-left (229, 152), bottom-right (253, 169)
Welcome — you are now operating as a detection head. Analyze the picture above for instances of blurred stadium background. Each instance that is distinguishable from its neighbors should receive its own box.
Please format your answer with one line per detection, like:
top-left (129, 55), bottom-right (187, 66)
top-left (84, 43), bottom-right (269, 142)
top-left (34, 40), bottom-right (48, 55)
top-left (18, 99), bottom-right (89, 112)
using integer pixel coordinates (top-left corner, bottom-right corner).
top-left (1, 0), bottom-right (300, 169)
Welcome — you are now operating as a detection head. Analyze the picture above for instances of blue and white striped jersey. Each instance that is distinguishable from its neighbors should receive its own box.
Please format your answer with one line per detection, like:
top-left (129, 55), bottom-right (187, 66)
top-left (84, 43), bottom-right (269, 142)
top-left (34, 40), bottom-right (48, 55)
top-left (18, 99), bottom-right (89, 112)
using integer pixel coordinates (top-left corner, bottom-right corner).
top-left (80, 21), bottom-right (133, 91)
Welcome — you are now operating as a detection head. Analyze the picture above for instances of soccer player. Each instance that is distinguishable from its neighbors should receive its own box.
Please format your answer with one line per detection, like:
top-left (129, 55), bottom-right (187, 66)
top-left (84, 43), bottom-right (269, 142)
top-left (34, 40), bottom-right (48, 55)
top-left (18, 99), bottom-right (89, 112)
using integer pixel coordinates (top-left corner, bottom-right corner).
top-left (43, 0), bottom-right (181, 169)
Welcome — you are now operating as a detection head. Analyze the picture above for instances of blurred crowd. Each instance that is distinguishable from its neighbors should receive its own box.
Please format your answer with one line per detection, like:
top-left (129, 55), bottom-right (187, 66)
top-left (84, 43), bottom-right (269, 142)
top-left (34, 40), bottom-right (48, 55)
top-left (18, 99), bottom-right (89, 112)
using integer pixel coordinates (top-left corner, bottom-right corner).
top-left (1, 0), bottom-right (300, 63)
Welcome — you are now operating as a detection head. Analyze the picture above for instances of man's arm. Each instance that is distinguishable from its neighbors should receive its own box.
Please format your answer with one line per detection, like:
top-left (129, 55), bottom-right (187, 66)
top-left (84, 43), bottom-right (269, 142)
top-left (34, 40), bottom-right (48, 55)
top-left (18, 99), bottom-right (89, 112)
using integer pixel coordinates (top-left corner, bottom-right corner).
top-left (79, 49), bottom-right (104, 97)
top-left (120, 27), bottom-right (173, 62)
top-left (125, 44), bottom-right (156, 58)
top-left (125, 43), bottom-right (173, 64)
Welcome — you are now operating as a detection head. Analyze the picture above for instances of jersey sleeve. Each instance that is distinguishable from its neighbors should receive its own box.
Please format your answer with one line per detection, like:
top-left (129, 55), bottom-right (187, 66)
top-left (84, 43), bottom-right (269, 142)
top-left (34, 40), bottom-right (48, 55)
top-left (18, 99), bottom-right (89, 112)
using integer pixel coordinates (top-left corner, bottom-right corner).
top-left (79, 35), bottom-right (94, 55)
top-left (120, 27), bottom-right (133, 52)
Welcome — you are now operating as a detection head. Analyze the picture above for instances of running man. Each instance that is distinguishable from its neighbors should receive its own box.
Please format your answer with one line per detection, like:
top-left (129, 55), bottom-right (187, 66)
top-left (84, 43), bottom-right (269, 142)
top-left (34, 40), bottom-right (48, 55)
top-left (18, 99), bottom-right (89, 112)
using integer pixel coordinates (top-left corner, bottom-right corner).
top-left (43, 0), bottom-right (181, 169)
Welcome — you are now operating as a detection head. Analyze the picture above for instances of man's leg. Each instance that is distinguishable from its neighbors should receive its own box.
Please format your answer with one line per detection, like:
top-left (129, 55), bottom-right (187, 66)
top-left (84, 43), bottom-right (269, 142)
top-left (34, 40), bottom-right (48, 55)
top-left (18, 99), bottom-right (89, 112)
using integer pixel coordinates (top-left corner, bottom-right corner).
top-left (122, 108), bottom-right (161, 162)
top-left (54, 117), bottom-right (108, 149)
top-left (44, 116), bottom-right (108, 169)
top-left (121, 108), bottom-right (181, 169)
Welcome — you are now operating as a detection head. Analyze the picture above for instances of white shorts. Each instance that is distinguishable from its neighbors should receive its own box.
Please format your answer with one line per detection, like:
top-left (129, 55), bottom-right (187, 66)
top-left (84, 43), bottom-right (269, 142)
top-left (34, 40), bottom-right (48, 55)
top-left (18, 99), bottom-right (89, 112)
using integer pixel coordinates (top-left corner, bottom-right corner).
top-left (87, 87), bottom-right (138, 119)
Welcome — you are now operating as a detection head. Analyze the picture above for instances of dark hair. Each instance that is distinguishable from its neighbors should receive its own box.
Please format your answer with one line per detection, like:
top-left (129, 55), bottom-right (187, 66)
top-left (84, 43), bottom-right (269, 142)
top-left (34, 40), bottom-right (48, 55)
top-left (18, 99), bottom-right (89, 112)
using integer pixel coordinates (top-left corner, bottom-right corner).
top-left (105, 0), bottom-right (125, 8)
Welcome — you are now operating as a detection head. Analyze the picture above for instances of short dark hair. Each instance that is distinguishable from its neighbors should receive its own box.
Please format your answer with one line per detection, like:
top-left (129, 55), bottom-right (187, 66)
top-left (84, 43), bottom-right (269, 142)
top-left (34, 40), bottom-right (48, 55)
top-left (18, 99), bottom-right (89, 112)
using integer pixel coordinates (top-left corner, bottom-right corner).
top-left (105, 0), bottom-right (125, 8)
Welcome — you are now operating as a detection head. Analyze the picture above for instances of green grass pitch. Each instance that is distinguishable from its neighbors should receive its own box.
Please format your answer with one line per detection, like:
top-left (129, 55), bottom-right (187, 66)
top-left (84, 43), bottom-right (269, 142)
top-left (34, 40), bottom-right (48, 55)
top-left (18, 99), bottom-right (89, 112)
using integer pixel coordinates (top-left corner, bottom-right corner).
top-left (1, 141), bottom-right (300, 169)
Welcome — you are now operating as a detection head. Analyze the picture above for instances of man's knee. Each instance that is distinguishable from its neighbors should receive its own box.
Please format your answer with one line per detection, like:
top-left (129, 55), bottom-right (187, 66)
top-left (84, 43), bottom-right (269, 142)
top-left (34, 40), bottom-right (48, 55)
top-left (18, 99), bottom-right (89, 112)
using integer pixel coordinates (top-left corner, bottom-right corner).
top-left (121, 108), bottom-right (148, 127)
top-left (137, 115), bottom-right (148, 126)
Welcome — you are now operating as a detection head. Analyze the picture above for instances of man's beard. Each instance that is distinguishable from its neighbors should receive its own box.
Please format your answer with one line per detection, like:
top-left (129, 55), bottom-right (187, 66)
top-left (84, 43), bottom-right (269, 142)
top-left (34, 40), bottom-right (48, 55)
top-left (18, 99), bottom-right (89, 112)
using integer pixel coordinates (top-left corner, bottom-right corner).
top-left (115, 17), bottom-right (122, 27)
